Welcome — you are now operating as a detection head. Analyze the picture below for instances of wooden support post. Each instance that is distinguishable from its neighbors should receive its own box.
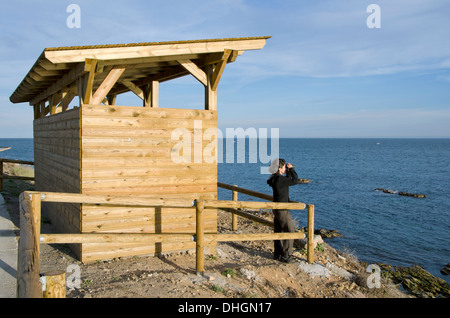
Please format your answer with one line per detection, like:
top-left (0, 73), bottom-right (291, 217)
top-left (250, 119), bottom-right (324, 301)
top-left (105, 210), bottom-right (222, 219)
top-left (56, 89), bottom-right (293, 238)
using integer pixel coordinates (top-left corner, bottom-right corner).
top-left (83, 58), bottom-right (98, 104)
top-left (143, 81), bottom-right (159, 107)
top-left (60, 84), bottom-right (77, 111)
top-left (42, 270), bottom-right (66, 298)
top-left (150, 81), bottom-right (159, 107)
top-left (33, 104), bottom-right (40, 119)
top-left (205, 65), bottom-right (217, 111)
top-left (307, 204), bottom-right (315, 264)
top-left (232, 185), bottom-right (238, 231)
top-left (77, 75), bottom-right (86, 105)
top-left (195, 200), bottom-right (205, 276)
top-left (107, 94), bottom-right (117, 106)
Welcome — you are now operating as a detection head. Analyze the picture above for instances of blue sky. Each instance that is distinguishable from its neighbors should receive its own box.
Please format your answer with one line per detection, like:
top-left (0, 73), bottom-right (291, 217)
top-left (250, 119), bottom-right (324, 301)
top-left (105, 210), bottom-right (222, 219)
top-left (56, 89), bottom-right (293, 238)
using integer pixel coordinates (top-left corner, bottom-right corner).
top-left (1, 0), bottom-right (449, 138)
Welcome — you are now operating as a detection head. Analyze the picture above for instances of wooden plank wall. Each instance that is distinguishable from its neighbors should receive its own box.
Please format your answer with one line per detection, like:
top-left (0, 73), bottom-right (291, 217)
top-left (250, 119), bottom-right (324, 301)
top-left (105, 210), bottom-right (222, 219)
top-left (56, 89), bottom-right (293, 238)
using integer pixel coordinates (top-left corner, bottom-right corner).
top-left (33, 108), bottom-right (82, 258)
top-left (80, 105), bottom-right (218, 262)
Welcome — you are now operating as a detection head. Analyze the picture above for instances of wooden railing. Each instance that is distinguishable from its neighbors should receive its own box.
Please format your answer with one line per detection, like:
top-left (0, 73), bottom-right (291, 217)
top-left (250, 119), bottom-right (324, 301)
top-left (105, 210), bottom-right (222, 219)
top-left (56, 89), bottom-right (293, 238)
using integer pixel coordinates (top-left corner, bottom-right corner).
top-left (217, 182), bottom-right (310, 230)
top-left (0, 158), bottom-right (35, 190)
top-left (217, 183), bottom-right (314, 259)
top-left (17, 187), bottom-right (314, 298)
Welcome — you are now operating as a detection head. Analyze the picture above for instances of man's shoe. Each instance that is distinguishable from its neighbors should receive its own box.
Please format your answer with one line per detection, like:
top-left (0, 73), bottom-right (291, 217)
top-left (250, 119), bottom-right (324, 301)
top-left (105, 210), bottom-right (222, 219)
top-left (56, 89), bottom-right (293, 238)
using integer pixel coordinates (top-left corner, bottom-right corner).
top-left (279, 255), bottom-right (295, 263)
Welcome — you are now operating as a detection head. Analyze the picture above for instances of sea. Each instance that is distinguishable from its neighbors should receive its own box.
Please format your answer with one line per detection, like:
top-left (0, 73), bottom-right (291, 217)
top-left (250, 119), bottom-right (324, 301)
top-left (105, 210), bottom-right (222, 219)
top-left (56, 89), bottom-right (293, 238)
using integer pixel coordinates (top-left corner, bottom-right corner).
top-left (1, 137), bottom-right (449, 284)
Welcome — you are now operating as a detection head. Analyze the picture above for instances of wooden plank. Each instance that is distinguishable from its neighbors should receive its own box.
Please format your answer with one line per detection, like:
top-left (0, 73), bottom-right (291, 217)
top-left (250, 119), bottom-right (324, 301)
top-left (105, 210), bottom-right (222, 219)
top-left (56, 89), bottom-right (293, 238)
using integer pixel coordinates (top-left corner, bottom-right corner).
top-left (40, 233), bottom-right (195, 244)
top-left (81, 104), bottom-right (217, 120)
top-left (205, 232), bottom-right (304, 243)
top-left (203, 200), bottom-right (306, 210)
top-left (178, 59), bottom-right (207, 86)
top-left (43, 38), bottom-right (269, 64)
top-left (28, 191), bottom-right (196, 207)
top-left (30, 62), bottom-right (86, 106)
top-left (81, 175), bottom-right (215, 189)
top-left (221, 207), bottom-right (274, 228)
top-left (210, 49), bottom-right (232, 91)
top-left (106, 94), bottom-right (117, 105)
top-left (80, 184), bottom-right (217, 196)
top-left (81, 116), bottom-right (216, 129)
top-left (60, 84), bottom-right (77, 111)
top-left (218, 182), bottom-right (274, 201)
top-left (81, 205), bottom-right (215, 220)
top-left (91, 66), bottom-right (126, 105)
top-left (49, 92), bottom-right (62, 115)
top-left (83, 58), bottom-right (98, 104)
top-left (120, 79), bottom-right (144, 100)
top-left (81, 164), bottom-right (216, 178)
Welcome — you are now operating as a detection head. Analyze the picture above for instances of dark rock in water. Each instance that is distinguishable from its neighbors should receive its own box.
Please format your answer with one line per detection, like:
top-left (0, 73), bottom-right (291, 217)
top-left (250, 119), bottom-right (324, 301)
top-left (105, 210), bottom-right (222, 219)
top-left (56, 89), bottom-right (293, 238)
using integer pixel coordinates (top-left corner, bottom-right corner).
top-left (441, 263), bottom-right (450, 276)
top-left (382, 265), bottom-right (450, 298)
top-left (398, 192), bottom-right (426, 198)
top-left (316, 228), bottom-right (343, 238)
top-left (375, 188), bottom-right (397, 194)
top-left (299, 227), bottom-right (342, 238)
top-left (375, 188), bottom-right (426, 198)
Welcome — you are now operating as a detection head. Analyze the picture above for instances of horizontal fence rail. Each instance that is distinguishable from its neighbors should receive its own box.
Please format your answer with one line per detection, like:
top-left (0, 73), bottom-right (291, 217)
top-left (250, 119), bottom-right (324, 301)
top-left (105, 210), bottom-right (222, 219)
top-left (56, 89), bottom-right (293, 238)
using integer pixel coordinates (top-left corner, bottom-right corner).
top-left (217, 182), bottom-right (315, 264)
top-left (17, 189), bottom-right (314, 298)
top-left (0, 158), bottom-right (35, 190)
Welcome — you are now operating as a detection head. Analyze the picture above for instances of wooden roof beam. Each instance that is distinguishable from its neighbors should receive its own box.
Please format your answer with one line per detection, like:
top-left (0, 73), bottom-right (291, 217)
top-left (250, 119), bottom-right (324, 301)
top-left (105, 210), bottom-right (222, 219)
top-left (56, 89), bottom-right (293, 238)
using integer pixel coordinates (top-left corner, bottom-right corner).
top-left (120, 79), bottom-right (144, 100)
top-left (29, 62), bottom-right (87, 106)
top-left (83, 58), bottom-right (98, 104)
top-left (42, 37), bottom-right (269, 64)
top-left (91, 65), bottom-right (126, 105)
top-left (178, 59), bottom-right (207, 86)
top-left (211, 49), bottom-right (232, 91)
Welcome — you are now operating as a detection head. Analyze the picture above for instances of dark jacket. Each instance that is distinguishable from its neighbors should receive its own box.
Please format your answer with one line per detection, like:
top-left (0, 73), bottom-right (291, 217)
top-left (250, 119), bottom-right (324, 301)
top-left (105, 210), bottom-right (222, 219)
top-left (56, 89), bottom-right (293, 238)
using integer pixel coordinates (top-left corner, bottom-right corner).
top-left (267, 168), bottom-right (298, 202)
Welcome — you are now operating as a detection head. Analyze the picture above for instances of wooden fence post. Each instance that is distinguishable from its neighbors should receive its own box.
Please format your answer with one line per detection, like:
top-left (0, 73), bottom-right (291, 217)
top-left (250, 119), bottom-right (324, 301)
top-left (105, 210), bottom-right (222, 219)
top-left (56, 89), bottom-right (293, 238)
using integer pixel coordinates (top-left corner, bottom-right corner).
top-left (42, 270), bottom-right (66, 298)
top-left (307, 204), bottom-right (315, 264)
top-left (195, 200), bottom-right (205, 276)
top-left (232, 185), bottom-right (238, 231)
top-left (17, 192), bottom-right (42, 298)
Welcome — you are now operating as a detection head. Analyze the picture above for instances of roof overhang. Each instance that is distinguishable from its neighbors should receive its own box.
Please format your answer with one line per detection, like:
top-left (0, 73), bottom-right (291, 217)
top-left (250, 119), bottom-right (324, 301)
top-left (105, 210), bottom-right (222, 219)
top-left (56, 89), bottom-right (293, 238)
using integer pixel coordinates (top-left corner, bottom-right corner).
top-left (9, 36), bottom-right (270, 106)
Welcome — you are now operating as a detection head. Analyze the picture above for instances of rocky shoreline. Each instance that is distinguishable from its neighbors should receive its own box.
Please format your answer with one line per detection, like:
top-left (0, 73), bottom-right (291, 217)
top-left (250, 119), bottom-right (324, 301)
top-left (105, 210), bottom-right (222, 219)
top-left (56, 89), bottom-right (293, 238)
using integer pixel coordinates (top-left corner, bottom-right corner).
top-left (369, 263), bottom-right (450, 298)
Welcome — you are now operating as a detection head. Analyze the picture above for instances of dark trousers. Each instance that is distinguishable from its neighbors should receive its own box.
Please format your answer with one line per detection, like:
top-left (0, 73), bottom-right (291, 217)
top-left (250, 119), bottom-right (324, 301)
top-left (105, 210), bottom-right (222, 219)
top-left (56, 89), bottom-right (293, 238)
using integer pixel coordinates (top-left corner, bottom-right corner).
top-left (273, 209), bottom-right (296, 258)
